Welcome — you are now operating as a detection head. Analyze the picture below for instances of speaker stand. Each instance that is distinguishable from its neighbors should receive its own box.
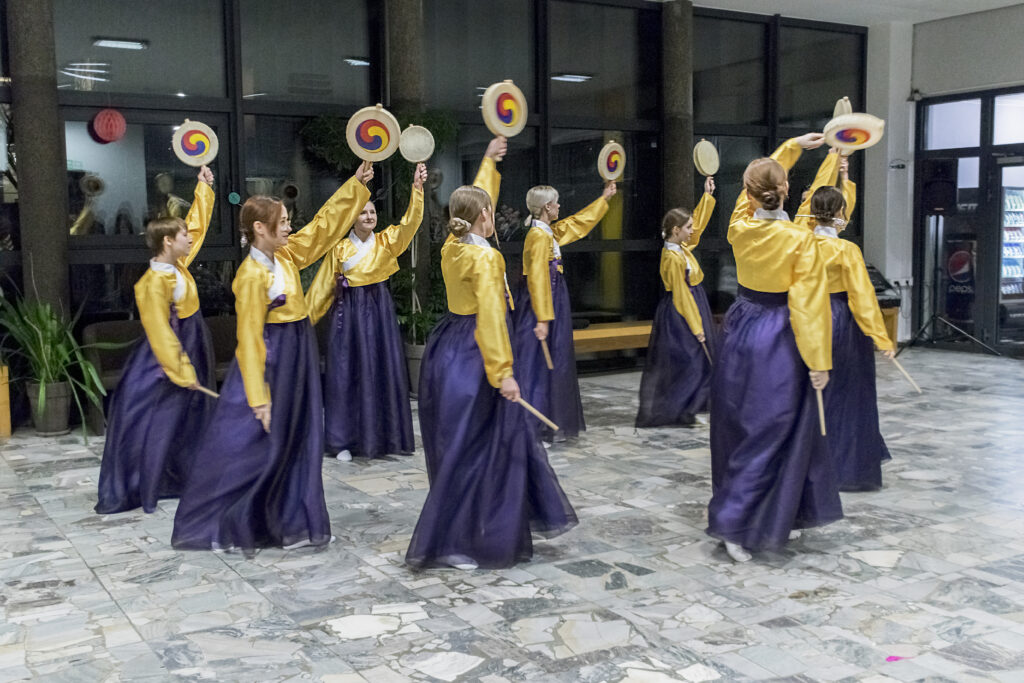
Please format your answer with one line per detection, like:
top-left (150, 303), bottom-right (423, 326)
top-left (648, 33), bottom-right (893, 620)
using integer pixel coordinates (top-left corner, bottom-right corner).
top-left (898, 313), bottom-right (1001, 357)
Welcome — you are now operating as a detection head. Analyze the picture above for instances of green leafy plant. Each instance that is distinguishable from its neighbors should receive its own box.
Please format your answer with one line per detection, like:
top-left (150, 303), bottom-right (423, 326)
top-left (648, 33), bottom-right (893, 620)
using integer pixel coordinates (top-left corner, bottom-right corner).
top-left (390, 247), bottom-right (447, 345)
top-left (0, 293), bottom-right (113, 441)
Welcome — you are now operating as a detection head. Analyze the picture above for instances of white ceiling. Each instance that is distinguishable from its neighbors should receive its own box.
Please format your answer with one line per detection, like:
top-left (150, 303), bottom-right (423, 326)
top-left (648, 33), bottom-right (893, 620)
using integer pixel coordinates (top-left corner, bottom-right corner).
top-left (688, 0), bottom-right (1024, 26)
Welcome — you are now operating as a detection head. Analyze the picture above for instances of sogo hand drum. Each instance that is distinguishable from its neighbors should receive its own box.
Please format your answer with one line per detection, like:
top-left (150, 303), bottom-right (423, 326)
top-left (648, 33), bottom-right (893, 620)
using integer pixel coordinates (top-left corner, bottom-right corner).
top-left (598, 141), bottom-right (625, 182)
top-left (481, 81), bottom-right (528, 138)
top-left (172, 120), bottom-right (219, 167)
top-left (346, 104), bottom-right (401, 162)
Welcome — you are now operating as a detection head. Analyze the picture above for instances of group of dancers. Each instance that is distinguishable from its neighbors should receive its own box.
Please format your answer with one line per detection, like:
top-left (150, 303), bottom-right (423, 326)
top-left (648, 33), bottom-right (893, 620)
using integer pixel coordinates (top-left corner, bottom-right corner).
top-left (94, 128), bottom-right (894, 567)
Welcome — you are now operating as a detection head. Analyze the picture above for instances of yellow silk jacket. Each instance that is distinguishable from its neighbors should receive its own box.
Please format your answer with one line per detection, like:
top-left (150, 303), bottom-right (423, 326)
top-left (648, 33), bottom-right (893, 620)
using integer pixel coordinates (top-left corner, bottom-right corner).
top-left (660, 192), bottom-right (716, 336)
top-left (523, 197), bottom-right (608, 321)
top-left (794, 153), bottom-right (856, 232)
top-left (306, 187), bottom-right (424, 325)
top-left (133, 181), bottom-right (214, 387)
top-left (234, 177), bottom-right (371, 407)
top-left (728, 138), bottom-right (832, 371)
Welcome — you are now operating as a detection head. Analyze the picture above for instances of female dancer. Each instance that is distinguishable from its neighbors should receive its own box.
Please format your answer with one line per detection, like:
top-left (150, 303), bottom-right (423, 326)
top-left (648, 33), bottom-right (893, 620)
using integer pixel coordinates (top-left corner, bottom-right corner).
top-left (307, 163), bottom-right (426, 462)
top-left (636, 176), bottom-right (717, 428)
top-left (707, 134), bottom-right (840, 563)
top-left (95, 166), bottom-right (215, 514)
top-left (510, 181), bottom-right (616, 442)
top-left (809, 178), bottom-right (894, 491)
top-left (406, 139), bottom-right (578, 570)
top-left (172, 163), bottom-right (373, 552)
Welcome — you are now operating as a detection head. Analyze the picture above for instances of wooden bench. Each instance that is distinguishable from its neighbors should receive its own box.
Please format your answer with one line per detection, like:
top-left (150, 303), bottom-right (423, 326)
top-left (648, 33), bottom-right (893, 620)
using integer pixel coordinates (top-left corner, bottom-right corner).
top-left (572, 321), bottom-right (653, 354)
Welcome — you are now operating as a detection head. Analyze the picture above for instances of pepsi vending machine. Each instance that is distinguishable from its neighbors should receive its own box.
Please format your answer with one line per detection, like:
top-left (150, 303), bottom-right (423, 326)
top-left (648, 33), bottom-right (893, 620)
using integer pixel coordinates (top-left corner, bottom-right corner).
top-left (944, 235), bottom-right (976, 323)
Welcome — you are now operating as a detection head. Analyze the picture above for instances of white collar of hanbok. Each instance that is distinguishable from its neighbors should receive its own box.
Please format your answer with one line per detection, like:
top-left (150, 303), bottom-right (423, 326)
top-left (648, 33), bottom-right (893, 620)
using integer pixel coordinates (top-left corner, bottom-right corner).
top-left (753, 207), bottom-right (790, 221)
top-left (461, 232), bottom-right (492, 248)
top-left (532, 219), bottom-right (562, 258)
top-left (343, 230), bottom-right (376, 272)
top-left (149, 259), bottom-right (186, 303)
top-left (249, 247), bottom-right (287, 299)
top-left (814, 224), bottom-right (839, 238)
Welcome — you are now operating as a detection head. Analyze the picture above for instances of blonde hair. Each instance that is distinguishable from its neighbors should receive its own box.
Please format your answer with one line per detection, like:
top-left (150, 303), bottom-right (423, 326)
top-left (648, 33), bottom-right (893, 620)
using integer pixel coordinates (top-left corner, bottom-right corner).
top-left (523, 185), bottom-right (559, 226)
top-left (145, 217), bottom-right (186, 257)
top-left (660, 208), bottom-right (693, 240)
top-left (742, 157), bottom-right (788, 211)
top-left (447, 185), bottom-right (492, 239)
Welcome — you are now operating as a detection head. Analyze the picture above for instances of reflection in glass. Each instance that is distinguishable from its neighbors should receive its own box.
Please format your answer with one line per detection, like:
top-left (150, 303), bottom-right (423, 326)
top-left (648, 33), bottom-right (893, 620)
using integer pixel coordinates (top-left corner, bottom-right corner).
top-left (778, 27), bottom-right (862, 128)
top-left (240, 0), bottom-right (370, 104)
top-left (924, 99), bottom-right (982, 150)
top-left (64, 120), bottom-right (225, 238)
top-left (424, 0), bottom-right (533, 112)
top-left (0, 105), bottom-right (18, 251)
top-left (694, 17), bottom-right (767, 125)
top-left (561, 250), bottom-right (661, 324)
top-left (549, 2), bottom-right (659, 120)
top-left (548, 129), bottom-right (660, 241)
top-left (999, 165), bottom-right (1024, 343)
top-left (994, 93), bottom-right (1024, 146)
top-left (53, 0), bottom-right (225, 97)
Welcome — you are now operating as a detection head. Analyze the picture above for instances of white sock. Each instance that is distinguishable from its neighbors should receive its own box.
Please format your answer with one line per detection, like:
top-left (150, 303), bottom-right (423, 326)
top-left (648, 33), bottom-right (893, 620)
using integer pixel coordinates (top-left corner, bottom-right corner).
top-left (789, 529), bottom-right (802, 540)
top-left (724, 541), bottom-right (752, 563)
top-left (336, 449), bottom-right (352, 461)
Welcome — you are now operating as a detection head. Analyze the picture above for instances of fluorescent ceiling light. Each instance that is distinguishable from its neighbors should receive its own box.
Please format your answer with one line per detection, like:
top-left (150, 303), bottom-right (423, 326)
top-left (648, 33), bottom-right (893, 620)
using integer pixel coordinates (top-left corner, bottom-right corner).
top-left (59, 69), bottom-right (109, 82)
top-left (68, 62), bottom-right (109, 67)
top-left (344, 58), bottom-right (370, 67)
top-left (92, 38), bottom-right (149, 50)
top-left (243, 92), bottom-right (268, 98)
top-left (551, 74), bottom-right (592, 83)
top-left (64, 66), bottom-right (109, 74)
top-left (176, 92), bottom-right (186, 98)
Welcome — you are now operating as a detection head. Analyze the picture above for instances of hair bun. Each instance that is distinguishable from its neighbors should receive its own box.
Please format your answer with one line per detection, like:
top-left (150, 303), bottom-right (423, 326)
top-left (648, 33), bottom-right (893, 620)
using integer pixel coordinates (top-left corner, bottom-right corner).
top-left (448, 216), bottom-right (472, 237)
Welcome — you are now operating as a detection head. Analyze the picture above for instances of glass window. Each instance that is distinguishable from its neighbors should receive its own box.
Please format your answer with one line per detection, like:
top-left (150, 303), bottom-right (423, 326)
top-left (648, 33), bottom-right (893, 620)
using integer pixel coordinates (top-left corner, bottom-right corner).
top-left (924, 99), bottom-right (982, 150)
top-left (549, 2), bottom-right (659, 120)
top-left (778, 27), bottom-right (862, 128)
top-left (547, 129), bottom-right (660, 241)
top-left (694, 17), bottom-right (767, 125)
top-left (240, 0), bottom-right (370, 104)
top-left (561, 250), bottom-right (661, 323)
top-left (994, 92), bottom-right (1024, 146)
top-left (689, 135), bottom-right (766, 243)
top-left (0, 105), bottom-right (18, 252)
top-left (424, 0), bottom-right (533, 112)
top-left (53, 0), bottom-right (225, 98)
top-left (64, 117), bottom-right (226, 240)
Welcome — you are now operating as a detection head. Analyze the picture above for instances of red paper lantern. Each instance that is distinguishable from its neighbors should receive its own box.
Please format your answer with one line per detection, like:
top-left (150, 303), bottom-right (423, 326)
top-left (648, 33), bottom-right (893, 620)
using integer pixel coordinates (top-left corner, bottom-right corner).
top-left (89, 109), bottom-right (126, 144)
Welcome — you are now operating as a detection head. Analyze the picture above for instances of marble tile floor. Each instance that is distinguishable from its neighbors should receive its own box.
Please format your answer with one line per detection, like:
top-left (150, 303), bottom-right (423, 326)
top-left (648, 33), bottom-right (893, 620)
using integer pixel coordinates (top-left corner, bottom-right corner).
top-left (2, 348), bottom-right (1024, 682)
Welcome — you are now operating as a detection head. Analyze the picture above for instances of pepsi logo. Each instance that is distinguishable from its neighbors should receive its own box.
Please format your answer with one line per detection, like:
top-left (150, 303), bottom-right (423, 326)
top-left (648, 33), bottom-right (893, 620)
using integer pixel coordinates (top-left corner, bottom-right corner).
top-left (947, 250), bottom-right (973, 283)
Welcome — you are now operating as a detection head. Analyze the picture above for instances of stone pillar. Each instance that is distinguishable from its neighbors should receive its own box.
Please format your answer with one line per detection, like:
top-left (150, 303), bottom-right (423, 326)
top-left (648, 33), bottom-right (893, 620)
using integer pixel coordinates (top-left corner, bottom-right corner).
top-left (7, 0), bottom-right (68, 305)
top-left (662, 0), bottom-right (694, 212)
top-left (385, 0), bottom-right (430, 313)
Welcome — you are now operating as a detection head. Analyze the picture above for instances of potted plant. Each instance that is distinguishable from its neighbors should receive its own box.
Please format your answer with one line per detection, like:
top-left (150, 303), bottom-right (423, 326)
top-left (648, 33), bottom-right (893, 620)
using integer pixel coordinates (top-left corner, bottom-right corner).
top-left (389, 251), bottom-right (447, 395)
top-left (0, 294), bottom-right (108, 439)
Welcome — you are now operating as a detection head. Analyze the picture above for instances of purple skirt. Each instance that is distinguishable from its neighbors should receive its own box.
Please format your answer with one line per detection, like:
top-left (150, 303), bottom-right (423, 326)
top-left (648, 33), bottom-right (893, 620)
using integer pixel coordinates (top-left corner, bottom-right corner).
top-left (171, 319), bottom-right (330, 551)
top-left (826, 292), bottom-right (891, 491)
top-left (510, 267), bottom-right (585, 440)
top-left (406, 312), bottom-right (578, 569)
top-left (707, 286), bottom-right (842, 551)
top-left (636, 280), bottom-right (716, 427)
top-left (95, 311), bottom-right (214, 514)
top-left (323, 280), bottom-right (413, 458)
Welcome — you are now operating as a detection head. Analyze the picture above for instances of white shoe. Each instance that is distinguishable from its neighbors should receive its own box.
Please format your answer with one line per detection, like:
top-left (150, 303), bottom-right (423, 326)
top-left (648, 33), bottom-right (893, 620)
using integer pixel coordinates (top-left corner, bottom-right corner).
top-left (789, 529), bottom-right (802, 540)
top-left (724, 541), bottom-right (752, 563)
top-left (283, 538), bottom-right (312, 550)
top-left (542, 441), bottom-right (553, 449)
top-left (452, 562), bottom-right (478, 571)
top-left (336, 449), bottom-right (353, 461)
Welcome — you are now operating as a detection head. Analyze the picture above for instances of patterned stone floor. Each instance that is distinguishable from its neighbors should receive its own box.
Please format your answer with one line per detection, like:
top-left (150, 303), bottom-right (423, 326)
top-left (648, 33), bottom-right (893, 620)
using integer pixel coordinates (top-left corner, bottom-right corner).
top-left (2, 348), bottom-right (1024, 682)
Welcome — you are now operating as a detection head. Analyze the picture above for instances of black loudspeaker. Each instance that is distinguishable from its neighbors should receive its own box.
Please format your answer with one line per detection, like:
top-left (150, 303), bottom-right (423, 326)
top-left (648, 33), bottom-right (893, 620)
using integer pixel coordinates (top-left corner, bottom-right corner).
top-left (921, 158), bottom-right (958, 214)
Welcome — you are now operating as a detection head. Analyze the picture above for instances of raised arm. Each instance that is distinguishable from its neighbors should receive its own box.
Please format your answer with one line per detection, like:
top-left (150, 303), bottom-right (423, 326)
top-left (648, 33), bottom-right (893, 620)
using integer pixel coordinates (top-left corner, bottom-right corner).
top-left (787, 231), bottom-right (832, 371)
top-left (686, 183), bottom-right (717, 250)
top-left (183, 167), bottom-right (215, 267)
top-left (473, 250), bottom-right (514, 388)
top-left (794, 151), bottom-right (840, 232)
top-left (135, 277), bottom-right (197, 387)
top-left (283, 165), bottom-right (373, 268)
top-left (380, 166), bottom-right (426, 257)
top-left (842, 245), bottom-right (893, 352)
top-left (552, 182), bottom-right (615, 246)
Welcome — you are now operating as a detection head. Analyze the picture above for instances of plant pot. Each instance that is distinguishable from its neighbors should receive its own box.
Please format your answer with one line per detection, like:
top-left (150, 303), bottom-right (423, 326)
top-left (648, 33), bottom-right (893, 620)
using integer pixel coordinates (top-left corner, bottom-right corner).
top-left (404, 342), bottom-right (426, 399)
top-left (27, 381), bottom-right (72, 436)
top-left (0, 366), bottom-right (10, 438)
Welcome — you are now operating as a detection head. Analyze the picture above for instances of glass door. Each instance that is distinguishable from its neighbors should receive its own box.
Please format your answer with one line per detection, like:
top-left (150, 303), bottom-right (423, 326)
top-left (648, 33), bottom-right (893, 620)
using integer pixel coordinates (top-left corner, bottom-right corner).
top-left (998, 161), bottom-right (1024, 344)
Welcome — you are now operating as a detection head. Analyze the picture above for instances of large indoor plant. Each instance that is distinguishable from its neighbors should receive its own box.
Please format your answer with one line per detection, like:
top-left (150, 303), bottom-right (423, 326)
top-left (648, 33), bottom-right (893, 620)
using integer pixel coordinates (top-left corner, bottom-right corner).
top-left (0, 293), bottom-right (108, 438)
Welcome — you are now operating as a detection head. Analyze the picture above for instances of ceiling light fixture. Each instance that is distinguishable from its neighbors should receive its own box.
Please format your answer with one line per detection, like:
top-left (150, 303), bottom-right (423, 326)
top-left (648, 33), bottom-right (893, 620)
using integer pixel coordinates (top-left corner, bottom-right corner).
top-left (551, 73), bottom-right (592, 83)
top-left (92, 38), bottom-right (149, 50)
top-left (344, 58), bottom-right (370, 67)
top-left (176, 92), bottom-right (186, 98)
top-left (243, 92), bottom-right (268, 98)
top-left (59, 69), bottom-right (109, 82)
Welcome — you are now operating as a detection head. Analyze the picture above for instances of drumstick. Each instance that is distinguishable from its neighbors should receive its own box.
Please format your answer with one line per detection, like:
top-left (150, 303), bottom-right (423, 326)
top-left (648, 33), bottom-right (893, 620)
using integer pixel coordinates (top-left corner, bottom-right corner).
top-left (515, 397), bottom-right (559, 432)
top-left (890, 356), bottom-right (922, 394)
top-left (815, 388), bottom-right (827, 436)
top-left (195, 385), bottom-right (220, 399)
top-left (541, 339), bottom-right (554, 370)
top-left (701, 342), bottom-right (712, 364)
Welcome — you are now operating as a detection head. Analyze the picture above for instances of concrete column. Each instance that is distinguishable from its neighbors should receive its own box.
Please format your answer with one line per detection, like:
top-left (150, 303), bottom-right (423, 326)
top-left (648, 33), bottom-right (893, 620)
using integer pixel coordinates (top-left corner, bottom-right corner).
top-left (662, 0), bottom-right (694, 212)
top-left (864, 21), bottom-right (914, 340)
top-left (7, 0), bottom-right (68, 305)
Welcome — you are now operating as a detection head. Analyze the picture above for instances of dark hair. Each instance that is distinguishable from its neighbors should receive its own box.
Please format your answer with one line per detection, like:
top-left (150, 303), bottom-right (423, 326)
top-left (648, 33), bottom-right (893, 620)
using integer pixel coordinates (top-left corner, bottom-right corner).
top-left (661, 207), bottom-right (693, 240)
top-left (239, 196), bottom-right (284, 245)
top-left (810, 186), bottom-right (847, 226)
top-left (144, 217), bottom-right (186, 257)
top-left (742, 157), bottom-right (788, 211)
